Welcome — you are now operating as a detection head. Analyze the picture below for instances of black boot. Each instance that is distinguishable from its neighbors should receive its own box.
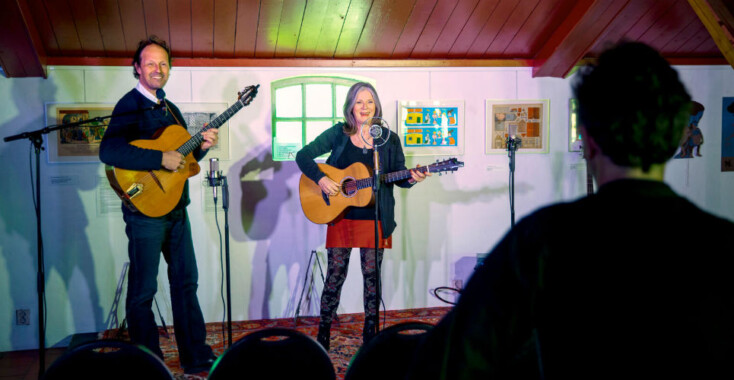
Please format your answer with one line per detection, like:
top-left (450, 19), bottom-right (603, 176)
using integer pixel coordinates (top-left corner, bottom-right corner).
top-left (317, 322), bottom-right (331, 351)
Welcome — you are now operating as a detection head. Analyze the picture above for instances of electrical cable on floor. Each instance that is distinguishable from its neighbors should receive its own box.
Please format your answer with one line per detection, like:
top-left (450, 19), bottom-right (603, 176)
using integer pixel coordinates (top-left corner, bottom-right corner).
top-left (432, 286), bottom-right (461, 306)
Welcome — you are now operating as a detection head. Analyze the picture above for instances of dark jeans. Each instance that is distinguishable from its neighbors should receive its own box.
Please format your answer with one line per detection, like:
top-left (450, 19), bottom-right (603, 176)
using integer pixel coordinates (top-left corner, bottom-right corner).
top-left (320, 247), bottom-right (384, 340)
top-left (123, 208), bottom-right (212, 370)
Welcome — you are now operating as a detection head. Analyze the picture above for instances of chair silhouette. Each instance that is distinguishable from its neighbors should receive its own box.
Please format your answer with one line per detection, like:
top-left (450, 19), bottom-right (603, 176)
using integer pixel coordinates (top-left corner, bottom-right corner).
top-left (43, 339), bottom-right (173, 380)
top-left (345, 322), bottom-right (434, 380)
top-left (208, 327), bottom-right (335, 380)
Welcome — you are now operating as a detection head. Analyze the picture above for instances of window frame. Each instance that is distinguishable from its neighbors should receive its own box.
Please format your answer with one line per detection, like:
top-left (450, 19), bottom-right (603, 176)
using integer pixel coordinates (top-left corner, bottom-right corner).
top-left (270, 75), bottom-right (373, 161)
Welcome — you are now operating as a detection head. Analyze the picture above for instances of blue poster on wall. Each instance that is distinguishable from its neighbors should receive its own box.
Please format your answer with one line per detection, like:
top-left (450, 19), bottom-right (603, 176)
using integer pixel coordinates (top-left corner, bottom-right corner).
top-left (402, 106), bottom-right (459, 147)
top-left (722, 97), bottom-right (734, 172)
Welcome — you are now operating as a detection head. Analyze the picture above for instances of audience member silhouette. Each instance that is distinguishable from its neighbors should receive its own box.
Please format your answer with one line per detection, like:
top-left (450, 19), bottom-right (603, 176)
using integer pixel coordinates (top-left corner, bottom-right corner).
top-left (407, 41), bottom-right (734, 379)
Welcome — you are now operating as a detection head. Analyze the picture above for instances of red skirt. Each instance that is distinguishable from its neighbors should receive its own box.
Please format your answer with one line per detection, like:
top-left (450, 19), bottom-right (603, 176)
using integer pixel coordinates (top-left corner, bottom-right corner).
top-left (326, 219), bottom-right (392, 249)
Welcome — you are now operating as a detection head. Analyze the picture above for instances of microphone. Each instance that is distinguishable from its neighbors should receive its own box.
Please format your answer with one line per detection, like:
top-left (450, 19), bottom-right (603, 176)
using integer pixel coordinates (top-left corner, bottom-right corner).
top-left (209, 158), bottom-right (221, 200)
top-left (156, 89), bottom-right (167, 114)
top-left (509, 123), bottom-right (517, 139)
top-left (507, 124), bottom-right (521, 151)
top-left (369, 122), bottom-right (383, 140)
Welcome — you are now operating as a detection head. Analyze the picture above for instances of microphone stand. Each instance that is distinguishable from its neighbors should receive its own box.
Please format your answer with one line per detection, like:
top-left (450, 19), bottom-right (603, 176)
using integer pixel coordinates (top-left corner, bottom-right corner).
top-left (506, 136), bottom-right (521, 227)
top-left (372, 142), bottom-right (381, 338)
top-left (222, 176), bottom-right (233, 348)
top-left (361, 117), bottom-right (390, 339)
top-left (209, 169), bottom-right (233, 348)
top-left (2, 103), bottom-right (164, 379)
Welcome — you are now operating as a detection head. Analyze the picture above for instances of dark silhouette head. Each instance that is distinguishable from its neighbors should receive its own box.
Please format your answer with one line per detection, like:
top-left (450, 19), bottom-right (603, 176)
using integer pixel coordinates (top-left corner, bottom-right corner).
top-left (573, 42), bottom-right (691, 172)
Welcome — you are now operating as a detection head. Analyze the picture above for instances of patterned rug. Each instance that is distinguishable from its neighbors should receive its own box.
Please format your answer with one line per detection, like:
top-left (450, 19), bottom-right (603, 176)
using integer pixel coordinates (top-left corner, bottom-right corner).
top-left (102, 307), bottom-right (451, 379)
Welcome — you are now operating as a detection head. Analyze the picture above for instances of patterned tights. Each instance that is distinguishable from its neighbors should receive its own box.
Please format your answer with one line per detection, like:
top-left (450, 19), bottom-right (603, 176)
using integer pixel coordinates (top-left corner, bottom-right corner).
top-left (319, 247), bottom-right (384, 339)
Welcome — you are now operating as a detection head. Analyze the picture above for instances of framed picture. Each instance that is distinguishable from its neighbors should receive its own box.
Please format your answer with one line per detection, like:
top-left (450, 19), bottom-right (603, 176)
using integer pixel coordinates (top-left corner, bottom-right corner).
top-left (45, 103), bottom-right (114, 163)
top-left (569, 98), bottom-right (582, 152)
top-left (177, 103), bottom-right (231, 161)
top-left (722, 97), bottom-right (734, 171)
top-left (398, 100), bottom-right (464, 156)
top-left (485, 99), bottom-right (550, 154)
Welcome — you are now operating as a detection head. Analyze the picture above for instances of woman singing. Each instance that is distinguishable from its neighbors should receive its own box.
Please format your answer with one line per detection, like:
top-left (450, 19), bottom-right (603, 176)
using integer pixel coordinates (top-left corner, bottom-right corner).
top-left (296, 82), bottom-right (429, 350)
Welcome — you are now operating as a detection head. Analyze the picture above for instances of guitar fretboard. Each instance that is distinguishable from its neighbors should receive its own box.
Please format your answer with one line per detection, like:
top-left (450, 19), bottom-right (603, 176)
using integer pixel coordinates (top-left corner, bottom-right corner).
top-left (351, 166), bottom-right (432, 191)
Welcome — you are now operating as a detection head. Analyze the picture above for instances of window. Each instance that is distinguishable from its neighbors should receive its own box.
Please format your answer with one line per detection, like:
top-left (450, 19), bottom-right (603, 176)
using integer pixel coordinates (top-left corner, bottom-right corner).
top-left (271, 76), bottom-right (372, 161)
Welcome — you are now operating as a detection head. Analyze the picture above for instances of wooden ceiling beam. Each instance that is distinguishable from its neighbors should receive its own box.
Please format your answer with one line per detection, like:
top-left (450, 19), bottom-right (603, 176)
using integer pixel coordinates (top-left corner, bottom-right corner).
top-left (532, 0), bottom-right (629, 78)
top-left (688, 0), bottom-right (734, 70)
top-left (45, 56), bottom-right (535, 68)
top-left (0, 0), bottom-right (46, 78)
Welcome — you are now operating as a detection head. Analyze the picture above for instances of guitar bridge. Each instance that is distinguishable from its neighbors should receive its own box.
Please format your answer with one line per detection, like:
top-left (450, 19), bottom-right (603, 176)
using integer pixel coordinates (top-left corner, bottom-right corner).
top-left (125, 183), bottom-right (143, 199)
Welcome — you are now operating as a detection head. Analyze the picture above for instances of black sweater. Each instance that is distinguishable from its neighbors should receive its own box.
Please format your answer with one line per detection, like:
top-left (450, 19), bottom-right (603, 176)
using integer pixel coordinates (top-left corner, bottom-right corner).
top-left (99, 89), bottom-right (206, 212)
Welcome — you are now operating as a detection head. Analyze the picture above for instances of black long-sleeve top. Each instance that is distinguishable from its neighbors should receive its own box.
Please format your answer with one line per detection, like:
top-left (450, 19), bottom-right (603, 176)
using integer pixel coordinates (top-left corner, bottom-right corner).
top-left (295, 122), bottom-right (414, 238)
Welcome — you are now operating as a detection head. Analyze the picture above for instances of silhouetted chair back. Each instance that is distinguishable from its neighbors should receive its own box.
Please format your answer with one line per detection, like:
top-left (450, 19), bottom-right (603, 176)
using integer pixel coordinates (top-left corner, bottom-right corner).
top-left (208, 327), bottom-right (335, 380)
top-left (43, 339), bottom-right (173, 380)
top-left (345, 322), bottom-right (434, 380)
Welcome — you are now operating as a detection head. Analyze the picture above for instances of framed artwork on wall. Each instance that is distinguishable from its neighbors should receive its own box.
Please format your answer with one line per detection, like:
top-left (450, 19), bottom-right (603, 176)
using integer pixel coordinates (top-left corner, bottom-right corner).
top-left (398, 100), bottom-right (464, 156)
top-left (45, 103), bottom-right (114, 163)
top-left (485, 99), bottom-right (550, 154)
top-left (722, 97), bottom-right (734, 172)
top-left (569, 98), bottom-right (582, 152)
top-left (45, 102), bottom-right (232, 163)
top-left (177, 102), bottom-right (231, 161)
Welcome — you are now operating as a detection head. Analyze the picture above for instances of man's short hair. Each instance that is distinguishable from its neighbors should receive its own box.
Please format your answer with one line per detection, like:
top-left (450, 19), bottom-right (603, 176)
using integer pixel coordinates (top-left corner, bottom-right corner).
top-left (573, 42), bottom-right (691, 171)
top-left (132, 35), bottom-right (172, 79)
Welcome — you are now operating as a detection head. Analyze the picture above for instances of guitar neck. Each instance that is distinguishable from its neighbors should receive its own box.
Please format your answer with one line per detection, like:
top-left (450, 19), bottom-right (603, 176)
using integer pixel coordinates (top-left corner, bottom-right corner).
top-left (176, 100), bottom-right (245, 156)
top-left (352, 166), bottom-right (431, 191)
top-left (382, 166), bottom-right (430, 183)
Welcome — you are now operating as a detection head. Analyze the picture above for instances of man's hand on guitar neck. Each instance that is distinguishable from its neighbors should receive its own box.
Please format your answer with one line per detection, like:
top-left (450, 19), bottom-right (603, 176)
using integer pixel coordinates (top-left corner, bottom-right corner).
top-left (200, 128), bottom-right (219, 151)
top-left (162, 151), bottom-right (186, 172)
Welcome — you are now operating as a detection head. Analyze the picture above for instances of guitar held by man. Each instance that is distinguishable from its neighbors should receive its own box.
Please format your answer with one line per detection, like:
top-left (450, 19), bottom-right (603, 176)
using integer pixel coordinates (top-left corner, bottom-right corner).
top-left (105, 84), bottom-right (259, 217)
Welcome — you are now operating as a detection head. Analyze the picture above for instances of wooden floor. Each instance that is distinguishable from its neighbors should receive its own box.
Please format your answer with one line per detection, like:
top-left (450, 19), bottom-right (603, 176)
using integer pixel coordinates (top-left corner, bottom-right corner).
top-left (0, 348), bottom-right (66, 380)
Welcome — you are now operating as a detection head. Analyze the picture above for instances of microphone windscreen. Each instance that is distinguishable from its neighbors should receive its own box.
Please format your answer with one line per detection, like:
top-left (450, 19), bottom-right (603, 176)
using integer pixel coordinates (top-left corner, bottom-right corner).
top-left (155, 89), bottom-right (166, 101)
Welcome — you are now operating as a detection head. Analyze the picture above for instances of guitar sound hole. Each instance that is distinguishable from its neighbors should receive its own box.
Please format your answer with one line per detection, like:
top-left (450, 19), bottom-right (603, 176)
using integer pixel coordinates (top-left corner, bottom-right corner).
top-left (341, 178), bottom-right (357, 197)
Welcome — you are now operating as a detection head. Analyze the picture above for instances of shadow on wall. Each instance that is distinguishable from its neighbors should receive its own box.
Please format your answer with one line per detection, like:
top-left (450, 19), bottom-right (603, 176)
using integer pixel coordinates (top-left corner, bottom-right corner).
top-left (395, 169), bottom-right (513, 308)
top-left (0, 79), bottom-right (105, 349)
top-left (231, 148), bottom-right (323, 320)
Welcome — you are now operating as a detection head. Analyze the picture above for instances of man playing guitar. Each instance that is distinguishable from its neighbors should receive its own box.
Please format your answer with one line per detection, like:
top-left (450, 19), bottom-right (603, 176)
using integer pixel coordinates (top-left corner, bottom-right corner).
top-left (99, 35), bottom-right (217, 375)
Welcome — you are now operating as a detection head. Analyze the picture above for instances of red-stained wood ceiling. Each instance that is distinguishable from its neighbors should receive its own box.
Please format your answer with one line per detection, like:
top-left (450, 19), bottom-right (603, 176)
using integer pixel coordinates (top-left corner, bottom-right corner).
top-left (1, 0), bottom-right (733, 79)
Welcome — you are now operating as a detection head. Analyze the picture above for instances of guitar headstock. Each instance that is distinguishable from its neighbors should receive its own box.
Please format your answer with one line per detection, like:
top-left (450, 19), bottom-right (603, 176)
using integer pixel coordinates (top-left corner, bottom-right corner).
top-left (429, 157), bottom-right (464, 175)
top-left (238, 84), bottom-right (260, 106)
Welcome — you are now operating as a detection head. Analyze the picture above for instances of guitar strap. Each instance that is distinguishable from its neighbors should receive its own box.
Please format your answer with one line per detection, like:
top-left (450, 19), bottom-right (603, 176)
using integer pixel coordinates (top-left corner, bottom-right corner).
top-left (162, 99), bottom-right (183, 127)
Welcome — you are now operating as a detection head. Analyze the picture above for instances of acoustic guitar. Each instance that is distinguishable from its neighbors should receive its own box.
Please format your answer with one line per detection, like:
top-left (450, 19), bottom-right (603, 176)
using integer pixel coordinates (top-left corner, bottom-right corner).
top-left (105, 84), bottom-right (259, 217)
top-left (299, 158), bottom-right (464, 224)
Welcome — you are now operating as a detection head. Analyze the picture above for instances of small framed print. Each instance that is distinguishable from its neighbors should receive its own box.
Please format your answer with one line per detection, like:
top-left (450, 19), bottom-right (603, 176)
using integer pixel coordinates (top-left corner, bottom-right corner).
top-left (485, 99), bottom-right (550, 154)
top-left (45, 103), bottom-right (114, 163)
top-left (398, 100), bottom-right (464, 156)
top-left (177, 103), bottom-right (231, 160)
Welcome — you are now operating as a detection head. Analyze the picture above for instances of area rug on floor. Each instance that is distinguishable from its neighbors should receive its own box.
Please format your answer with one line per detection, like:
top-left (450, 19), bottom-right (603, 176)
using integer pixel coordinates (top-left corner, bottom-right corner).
top-left (101, 307), bottom-right (451, 379)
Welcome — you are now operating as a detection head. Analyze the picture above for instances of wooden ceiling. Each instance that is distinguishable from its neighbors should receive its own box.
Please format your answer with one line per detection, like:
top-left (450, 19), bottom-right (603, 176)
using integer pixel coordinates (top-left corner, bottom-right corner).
top-left (2, 0), bottom-right (733, 78)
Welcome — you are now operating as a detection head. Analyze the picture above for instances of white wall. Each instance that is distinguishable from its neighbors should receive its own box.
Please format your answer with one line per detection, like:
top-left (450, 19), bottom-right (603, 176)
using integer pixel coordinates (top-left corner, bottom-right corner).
top-left (1, 64), bottom-right (732, 351)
